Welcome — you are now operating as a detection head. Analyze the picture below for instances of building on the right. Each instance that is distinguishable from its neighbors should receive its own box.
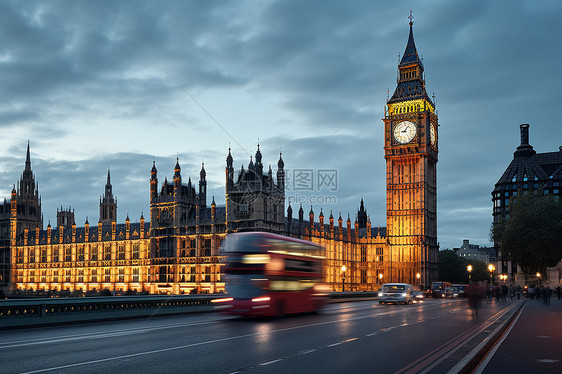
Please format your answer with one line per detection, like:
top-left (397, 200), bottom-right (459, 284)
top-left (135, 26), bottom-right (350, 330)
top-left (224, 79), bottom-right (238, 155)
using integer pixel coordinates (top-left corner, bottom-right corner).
top-left (492, 124), bottom-right (562, 282)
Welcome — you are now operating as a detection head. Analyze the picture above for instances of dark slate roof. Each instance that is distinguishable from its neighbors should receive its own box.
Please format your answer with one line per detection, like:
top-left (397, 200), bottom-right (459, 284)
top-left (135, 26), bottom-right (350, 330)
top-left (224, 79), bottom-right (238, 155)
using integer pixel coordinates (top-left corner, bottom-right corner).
top-left (399, 23), bottom-right (423, 69)
top-left (494, 149), bottom-right (562, 190)
top-left (479, 247), bottom-right (497, 258)
top-left (388, 79), bottom-right (433, 104)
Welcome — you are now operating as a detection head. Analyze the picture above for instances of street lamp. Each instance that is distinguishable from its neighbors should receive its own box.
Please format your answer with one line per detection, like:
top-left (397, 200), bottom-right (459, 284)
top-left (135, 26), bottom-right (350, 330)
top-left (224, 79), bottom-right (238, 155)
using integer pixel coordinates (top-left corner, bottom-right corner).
top-left (499, 274), bottom-right (507, 283)
top-left (416, 273), bottom-right (421, 285)
top-left (488, 264), bottom-right (495, 285)
top-left (378, 273), bottom-right (383, 283)
top-left (467, 265), bottom-right (473, 282)
top-left (341, 265), bottom-right (347, 292)
top-left (536, 272), bottom-right (541, 286)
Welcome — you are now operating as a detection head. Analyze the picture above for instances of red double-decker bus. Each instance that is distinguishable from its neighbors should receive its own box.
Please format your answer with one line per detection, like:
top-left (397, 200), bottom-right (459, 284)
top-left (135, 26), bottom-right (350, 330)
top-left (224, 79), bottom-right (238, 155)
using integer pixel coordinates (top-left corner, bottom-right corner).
top-left (213, 232), bottom-right (328, 317)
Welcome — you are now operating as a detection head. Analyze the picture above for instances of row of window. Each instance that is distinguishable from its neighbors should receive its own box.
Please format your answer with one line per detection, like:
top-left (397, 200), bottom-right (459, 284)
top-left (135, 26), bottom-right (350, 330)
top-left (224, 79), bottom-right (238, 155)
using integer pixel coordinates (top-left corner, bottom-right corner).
top-left (18, 268), bottom-right (143, 283)
top-left (17, 243), bottom-right (145, 263)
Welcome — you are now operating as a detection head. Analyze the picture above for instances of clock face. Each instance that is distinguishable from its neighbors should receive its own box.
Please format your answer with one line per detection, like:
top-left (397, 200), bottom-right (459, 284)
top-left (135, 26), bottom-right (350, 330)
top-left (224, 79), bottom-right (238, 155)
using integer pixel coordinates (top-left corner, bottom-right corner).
top-left (393, 121), bottom-right (416, 144)
top-left (430, 123), bottom-right (437, 146)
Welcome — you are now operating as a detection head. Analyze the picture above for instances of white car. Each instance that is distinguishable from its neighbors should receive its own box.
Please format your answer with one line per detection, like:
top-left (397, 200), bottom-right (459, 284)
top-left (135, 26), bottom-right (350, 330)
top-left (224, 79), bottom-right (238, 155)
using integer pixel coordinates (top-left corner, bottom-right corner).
top-left (378, 283), bottom-right (414, 304)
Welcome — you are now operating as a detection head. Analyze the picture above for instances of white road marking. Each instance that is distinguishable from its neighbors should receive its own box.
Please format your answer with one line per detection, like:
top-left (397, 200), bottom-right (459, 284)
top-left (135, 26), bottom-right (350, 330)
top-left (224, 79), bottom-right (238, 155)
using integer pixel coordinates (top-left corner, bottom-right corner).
top-left (14, 300), bottom-right (456, 373)
top-left (259, 359), bottom-right (282, 366)
top-left (300, 349), bottom-right (317, 355)
top-left (0, 319), bottom-right (220, 349)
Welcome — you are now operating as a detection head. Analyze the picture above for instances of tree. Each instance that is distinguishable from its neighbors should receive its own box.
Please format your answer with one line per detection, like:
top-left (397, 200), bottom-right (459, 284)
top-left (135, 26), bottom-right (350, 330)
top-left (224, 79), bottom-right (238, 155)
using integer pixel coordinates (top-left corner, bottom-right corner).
top-left (438, 250), bottom-right (467, 283)
top-left (491, 191), bottom-right (562, 274)
top-left (465, 259), bottom-right (488, 282)
top-left (438, 250), bottom-right (489, 283)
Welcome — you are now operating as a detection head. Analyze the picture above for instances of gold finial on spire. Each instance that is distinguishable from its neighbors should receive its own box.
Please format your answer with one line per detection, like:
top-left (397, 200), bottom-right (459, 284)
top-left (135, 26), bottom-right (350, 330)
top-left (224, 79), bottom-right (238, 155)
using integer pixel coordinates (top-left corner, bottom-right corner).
top-left (408, 10), bottom-right (414, 26)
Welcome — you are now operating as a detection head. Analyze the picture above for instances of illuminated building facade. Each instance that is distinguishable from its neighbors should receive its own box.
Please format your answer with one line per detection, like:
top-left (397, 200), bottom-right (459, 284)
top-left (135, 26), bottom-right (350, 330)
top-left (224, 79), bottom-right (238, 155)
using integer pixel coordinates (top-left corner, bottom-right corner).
top-left (2, 15), bottom-right (439, 294)
top-left (382, 15), bottom-right (439, 285)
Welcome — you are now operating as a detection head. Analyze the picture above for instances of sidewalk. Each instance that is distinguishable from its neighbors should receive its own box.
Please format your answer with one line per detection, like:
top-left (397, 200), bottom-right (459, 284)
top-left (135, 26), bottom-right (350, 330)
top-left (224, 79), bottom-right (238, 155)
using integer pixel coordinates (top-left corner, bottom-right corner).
top-left (479, 297), bottom-right (562, 373)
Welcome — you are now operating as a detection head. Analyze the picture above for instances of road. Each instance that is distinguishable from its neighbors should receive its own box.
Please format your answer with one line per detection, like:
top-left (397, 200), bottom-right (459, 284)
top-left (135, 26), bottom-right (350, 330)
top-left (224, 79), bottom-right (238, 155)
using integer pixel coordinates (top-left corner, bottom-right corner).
top-left (1, 298), bottom-right (519, 374)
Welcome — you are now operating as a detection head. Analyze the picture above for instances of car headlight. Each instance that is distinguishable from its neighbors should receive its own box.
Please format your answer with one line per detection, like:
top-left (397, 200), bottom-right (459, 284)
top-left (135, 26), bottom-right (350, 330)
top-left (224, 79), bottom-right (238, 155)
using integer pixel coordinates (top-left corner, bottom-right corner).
top-left (401, 293), bottom-right (407, 297)
top-left (378, 292), bottom-right (383, 297)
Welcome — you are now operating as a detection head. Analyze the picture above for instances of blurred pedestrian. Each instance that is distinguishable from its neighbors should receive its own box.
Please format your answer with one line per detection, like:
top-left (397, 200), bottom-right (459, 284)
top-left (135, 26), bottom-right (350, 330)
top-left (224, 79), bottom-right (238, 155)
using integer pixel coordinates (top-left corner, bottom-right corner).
top-left (543, 287), bottom-right (551, 306)
top-left (556, 286), bottom-right (561, 300)
top-left (466, 282), bottom-right (483, 317)
top-left (501, 285), bottom-right (508, 301)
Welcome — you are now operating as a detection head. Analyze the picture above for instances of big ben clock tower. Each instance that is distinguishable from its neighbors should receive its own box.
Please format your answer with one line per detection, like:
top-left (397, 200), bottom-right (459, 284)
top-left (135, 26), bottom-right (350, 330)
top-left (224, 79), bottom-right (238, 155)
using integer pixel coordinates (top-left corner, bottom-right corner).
top-left (383, 13), bottom-right (438, 287)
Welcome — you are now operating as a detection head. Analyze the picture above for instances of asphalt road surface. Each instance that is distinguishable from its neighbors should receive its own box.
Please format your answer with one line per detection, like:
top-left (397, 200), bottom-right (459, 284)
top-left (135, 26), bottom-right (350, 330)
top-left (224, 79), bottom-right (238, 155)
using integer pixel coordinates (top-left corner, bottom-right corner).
top-left (1, 298), bottom-right (519, 374)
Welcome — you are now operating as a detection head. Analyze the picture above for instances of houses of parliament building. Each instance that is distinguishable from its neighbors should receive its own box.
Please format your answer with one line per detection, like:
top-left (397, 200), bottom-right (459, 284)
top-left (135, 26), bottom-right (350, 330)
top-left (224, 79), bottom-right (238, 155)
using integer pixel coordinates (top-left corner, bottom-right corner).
top-left (0, 16), bottom-right (439, 294)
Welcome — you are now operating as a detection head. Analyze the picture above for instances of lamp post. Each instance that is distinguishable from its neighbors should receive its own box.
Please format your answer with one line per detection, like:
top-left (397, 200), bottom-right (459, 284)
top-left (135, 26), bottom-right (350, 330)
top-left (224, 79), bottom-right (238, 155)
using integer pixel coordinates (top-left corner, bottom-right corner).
top-left (341, 265), bottom-right (346, 292)
top-left (467, 265), bottom-right (473, 283)
top-left (378, 273), bottom-right (383, 284)
top-left (416, 273), bottom-right (421, 286)
top-left (488, 264), bottom-right (495, 285)
top-left (536, 272), bottom-right (541, 286)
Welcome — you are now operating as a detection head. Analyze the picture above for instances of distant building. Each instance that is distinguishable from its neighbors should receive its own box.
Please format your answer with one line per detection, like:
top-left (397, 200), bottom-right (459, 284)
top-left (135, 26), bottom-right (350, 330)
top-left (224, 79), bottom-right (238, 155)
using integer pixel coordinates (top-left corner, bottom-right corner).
top-left (492, 124), bottom-right (562, 280)
top-left (454, 239), bottom-right (495, 264)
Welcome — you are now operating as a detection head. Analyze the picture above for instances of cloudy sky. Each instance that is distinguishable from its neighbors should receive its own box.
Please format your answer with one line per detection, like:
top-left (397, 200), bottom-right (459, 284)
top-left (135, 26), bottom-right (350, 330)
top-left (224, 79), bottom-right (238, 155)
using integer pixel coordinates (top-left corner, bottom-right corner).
top-left (1, 0), bottom-right (561, 249)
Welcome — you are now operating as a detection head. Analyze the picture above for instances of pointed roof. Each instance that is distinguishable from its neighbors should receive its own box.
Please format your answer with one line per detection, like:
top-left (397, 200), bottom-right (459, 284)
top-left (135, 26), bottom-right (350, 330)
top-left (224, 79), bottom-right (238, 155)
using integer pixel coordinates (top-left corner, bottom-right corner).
top-left (399, 13), bottom-right (423, 69)
top-left (174, 157), bottom-right (181, 179)
top-left (226, 146), bottom-right (233, 167)
top-left (25, 141), bottom-right (32, 173)
top-left (277, 152), bottom-right (284, 169)
top-left (388, 13), bottom-right (433, 107)
top-left (255, 142), bottom-right (262, 165)
top-left (200, 162), bottom-right (206, 179)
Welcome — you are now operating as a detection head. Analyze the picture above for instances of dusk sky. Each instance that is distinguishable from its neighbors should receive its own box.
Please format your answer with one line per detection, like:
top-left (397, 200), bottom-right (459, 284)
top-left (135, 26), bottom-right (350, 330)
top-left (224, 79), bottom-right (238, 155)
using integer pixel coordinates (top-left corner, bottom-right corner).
top-left (1, 0), bottom-right (561, 250)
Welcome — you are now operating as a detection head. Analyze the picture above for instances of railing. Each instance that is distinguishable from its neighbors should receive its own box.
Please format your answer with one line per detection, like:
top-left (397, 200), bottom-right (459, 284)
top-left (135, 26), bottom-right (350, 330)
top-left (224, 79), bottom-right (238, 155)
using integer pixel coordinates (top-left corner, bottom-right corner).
top-left (0, 292), bottom-right (379, 329)
top-left (0, 295), bottom-right (217, 329)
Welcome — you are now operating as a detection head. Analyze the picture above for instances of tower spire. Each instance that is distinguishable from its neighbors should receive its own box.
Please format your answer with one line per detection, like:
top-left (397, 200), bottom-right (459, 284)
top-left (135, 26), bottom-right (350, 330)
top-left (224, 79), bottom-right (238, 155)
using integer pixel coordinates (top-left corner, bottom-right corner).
top-left (25, 141), bottom-right (31, 173)
top-left (399, 11), bottom-right (422, 69)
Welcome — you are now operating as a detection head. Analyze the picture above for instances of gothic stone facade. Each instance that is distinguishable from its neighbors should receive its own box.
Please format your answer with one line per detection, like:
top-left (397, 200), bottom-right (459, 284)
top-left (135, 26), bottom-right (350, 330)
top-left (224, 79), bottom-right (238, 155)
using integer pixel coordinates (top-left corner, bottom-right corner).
top-left (1, 18), bottom-right (439, 294)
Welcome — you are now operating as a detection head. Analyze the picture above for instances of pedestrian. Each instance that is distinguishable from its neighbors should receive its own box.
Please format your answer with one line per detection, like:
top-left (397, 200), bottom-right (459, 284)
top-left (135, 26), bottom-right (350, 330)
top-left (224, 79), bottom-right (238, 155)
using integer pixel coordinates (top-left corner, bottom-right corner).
top-left (556, 286), bottom-right (561, 301)
top-left (543, 287), bottom-right (551, 306)
top-left (466, 282), bottom-right (483, 317)
top-left (501, 285), bottom-right (508, 301)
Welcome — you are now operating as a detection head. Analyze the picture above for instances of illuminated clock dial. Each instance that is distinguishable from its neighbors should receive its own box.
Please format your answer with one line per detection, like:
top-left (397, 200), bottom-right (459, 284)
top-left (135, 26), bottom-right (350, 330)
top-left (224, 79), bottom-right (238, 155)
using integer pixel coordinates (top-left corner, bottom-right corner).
top-left (430, 123), bottom-right (437, 146)
top-left (394, 120), bottom-right (416, 144)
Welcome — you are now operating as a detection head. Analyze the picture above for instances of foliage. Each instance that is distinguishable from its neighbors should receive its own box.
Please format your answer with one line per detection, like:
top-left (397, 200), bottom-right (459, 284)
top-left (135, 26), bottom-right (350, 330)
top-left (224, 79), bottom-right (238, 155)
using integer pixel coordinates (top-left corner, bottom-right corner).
top-left (438, 250), bottom-right (489, 283)
top-left (465, 259), bottom-right (489, 282)
top-left (438, 250), bottom-right (467, 283)
top-left (491, 191), bottom-right (562, 273)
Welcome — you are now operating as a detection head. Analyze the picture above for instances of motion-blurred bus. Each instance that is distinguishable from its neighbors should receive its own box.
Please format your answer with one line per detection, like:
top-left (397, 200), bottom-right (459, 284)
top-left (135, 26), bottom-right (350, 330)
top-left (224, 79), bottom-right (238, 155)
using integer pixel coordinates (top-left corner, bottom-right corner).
top-left (213, 232), bottom-right (328, 317)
